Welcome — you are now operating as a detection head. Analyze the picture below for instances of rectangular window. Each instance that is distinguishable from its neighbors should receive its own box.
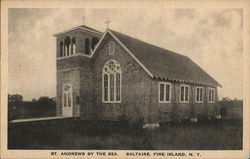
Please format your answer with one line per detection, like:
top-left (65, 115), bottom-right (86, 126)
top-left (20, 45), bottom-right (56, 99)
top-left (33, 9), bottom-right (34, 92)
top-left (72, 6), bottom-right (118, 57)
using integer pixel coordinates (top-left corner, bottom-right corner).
top-left (212, 90), bottom-right (214, 101)
top-left (196, 88), bottom-right (199, 102)
top-left (159, 84), bottom-right (165, 102)
top-left (185, 86), bottom-right (189, 102)
top-left (208, 89), bottom-right (211, 101)
top-left (200, 88), bottom-right (203, 102)
top-left (196, 87), bottom-right (204, 103)
top-left (165, 84), bottom-right (170, 101)
top-left (180, 85), bottom-right (189, 103)
top-left (181, 86), bottom-right (184, 102)
top-left (208, 88), bottom-right (215, 103)
top-left (109, 42), bottom-right (114, 55)
top-left (158, 82), bottom-right (171, 103)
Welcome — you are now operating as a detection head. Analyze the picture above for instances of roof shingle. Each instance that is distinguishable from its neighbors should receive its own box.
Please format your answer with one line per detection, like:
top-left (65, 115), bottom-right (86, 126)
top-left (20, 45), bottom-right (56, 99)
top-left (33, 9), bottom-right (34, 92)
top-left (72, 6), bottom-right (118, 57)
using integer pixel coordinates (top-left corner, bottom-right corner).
top-left (110, 30), bottom-right (221, 87)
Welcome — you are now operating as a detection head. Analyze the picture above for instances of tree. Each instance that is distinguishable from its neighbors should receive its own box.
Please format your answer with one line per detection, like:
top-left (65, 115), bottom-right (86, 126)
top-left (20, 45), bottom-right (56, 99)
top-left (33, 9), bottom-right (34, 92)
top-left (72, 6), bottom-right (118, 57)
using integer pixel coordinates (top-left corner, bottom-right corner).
top-left (8, 94), bottom-right (23, 103)
top-left (32, 98), bottom-right (36, 102)
top-left (222, 97), bottom-right (231, 101)
top-left (38, 96), bottom-right (50, 102)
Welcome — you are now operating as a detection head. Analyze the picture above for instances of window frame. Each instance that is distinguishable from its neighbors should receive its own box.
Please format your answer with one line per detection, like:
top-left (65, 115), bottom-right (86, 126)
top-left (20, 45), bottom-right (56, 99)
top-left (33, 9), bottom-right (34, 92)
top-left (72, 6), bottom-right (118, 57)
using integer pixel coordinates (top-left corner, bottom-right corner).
top-left (109, 41), bottom-right (115, 55)
top-left (59, 37), bottom-right (77, 58)
top-left (102, 59), bottom-right (122, 103)
top-left (158, 82), bottom-right (171, 103)
top-left (195, 86), bottom-right (204, 103)
top-left (180, 84), bottom-right (189, 103)
top-left (208, 87), bottom-right (216, 103)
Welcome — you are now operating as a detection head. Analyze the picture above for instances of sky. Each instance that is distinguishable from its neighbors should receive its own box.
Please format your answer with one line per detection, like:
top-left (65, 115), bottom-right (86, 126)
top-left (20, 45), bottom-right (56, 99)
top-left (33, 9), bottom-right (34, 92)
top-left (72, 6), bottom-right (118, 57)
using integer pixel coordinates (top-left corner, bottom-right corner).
top-left (8, 8), bottom-right (243, 101)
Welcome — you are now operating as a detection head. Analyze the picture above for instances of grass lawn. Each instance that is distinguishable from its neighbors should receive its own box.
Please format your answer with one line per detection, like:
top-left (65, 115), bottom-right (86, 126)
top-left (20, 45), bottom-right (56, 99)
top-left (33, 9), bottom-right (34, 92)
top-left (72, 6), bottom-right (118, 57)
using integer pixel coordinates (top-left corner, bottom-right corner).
top-left (8, 119), bottom-right (242, 150)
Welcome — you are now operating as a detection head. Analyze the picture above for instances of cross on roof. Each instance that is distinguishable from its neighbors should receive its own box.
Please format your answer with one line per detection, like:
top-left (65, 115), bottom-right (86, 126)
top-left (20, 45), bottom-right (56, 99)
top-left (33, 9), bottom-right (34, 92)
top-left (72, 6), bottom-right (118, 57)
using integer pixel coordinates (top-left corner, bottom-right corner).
top-left (105, 17), bottom-right (111, 28)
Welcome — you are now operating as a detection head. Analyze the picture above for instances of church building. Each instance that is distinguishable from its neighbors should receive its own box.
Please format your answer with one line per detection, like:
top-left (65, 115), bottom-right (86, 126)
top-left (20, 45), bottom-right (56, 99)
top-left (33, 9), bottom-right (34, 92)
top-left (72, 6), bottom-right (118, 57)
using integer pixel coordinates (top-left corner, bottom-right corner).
top-left (53, 24), bottom-right (221, 124)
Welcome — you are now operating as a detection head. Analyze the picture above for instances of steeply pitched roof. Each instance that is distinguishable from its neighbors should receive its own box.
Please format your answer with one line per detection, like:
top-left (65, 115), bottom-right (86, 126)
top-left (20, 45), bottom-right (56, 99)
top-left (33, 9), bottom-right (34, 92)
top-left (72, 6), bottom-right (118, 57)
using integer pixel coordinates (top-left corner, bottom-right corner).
top-left (110, 30), bottom-right (221, 87)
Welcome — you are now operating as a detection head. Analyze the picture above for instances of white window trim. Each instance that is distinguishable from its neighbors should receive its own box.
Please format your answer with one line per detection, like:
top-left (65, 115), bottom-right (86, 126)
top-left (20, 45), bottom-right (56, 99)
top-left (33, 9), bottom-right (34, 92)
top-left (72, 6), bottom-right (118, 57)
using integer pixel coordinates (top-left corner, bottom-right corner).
top-left (102, 73), bottom-right (122, 104)
top-left (158, 82), bottom-right (171, 103)
top-left (208, 87), bottom-right (216, 103)
top-left (180, 84), bottom-right (189, 103)
top-left (102, 60), bottom-right (122, 103)
top-left (195, 86), bottom-right (204, 103)
top-left (109, 41), bottom-right (115, 55)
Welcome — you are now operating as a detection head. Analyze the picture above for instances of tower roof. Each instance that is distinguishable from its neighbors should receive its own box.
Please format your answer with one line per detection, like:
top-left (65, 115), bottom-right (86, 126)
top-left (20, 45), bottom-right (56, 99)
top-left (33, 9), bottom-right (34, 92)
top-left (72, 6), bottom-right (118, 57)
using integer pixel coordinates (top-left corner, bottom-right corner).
top-left (53, 25), bottom-right (103, 37)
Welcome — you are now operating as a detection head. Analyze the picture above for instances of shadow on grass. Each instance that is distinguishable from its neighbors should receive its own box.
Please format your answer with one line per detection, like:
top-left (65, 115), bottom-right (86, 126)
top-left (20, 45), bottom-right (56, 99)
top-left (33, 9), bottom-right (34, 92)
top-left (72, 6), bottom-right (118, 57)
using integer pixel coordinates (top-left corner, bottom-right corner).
top-left (8, 119), bottom-right (242, 150)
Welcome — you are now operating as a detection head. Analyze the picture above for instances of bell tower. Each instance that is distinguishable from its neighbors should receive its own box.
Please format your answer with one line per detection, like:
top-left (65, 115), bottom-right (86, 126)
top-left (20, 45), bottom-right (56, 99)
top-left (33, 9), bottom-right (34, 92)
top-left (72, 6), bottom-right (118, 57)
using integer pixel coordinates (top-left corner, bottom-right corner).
top-left (55, 25), bottom-right (102, 58)
top-left (53, 25), bottom-right (102, 117)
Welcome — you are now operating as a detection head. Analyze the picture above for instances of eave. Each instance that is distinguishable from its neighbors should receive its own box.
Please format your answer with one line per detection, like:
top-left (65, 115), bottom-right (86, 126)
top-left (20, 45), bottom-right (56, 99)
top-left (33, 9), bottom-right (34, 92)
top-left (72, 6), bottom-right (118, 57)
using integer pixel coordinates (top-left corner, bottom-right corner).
top-left (153, 76), bottom-right (222, 88)
top-left (53, 25), bottom-right (103, 37)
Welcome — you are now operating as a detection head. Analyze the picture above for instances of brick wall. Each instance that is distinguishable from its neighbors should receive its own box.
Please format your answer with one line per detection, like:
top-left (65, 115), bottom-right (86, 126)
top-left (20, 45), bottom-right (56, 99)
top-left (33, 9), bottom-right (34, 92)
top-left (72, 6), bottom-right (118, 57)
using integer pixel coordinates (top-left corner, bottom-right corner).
top-left (56, 29), bottom-right (101, 117)
top-left (79, 58), bottom-right (96, 120)
top-left (151, 80), bottom-right (220, 122)
top-left (93, 34), bottom-right (154, 123)
top-left (56, 30), bottom-right (220, 123)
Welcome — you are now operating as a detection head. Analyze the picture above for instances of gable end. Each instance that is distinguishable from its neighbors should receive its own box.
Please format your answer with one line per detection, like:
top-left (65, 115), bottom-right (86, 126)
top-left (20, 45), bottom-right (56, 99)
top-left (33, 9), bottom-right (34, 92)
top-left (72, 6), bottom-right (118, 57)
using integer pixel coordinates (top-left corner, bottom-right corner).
top-left (91, 30), bottom-right (154, 79)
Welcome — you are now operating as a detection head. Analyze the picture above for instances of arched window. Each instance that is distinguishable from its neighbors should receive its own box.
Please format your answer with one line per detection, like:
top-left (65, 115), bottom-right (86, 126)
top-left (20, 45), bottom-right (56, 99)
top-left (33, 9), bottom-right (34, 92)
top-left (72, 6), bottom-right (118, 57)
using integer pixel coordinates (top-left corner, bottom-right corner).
top-left (102, 60), bottom-right (122, 103)
top-left (62, 83), bottom-right (73, 107)
top-left (64, 36), bottom-right (71, 56)
top-left (71, 38), bottom-right (76, 55)
top-left (91, 37), bottom-right (99, 50)
top-left (85, 38), bottom-right (90, 54)
top-left (60, 41), bottom-right (64, 57)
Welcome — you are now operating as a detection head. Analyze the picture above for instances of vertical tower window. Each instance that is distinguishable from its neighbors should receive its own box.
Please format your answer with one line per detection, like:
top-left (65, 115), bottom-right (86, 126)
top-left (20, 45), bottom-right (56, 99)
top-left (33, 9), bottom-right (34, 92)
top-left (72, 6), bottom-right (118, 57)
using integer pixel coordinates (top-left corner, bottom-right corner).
top-left (91, 37), bottom-right (99, 51)
top-left (64, 36), bottom-right (71, 56)
top-left (85, 38), bottom-right (90, 54)
top-left (60, 41), bottom-right (64, 57)
top-left (71, 38), bottom-right (76, 55)
top-left (102, 59), bottom-right (122, 103)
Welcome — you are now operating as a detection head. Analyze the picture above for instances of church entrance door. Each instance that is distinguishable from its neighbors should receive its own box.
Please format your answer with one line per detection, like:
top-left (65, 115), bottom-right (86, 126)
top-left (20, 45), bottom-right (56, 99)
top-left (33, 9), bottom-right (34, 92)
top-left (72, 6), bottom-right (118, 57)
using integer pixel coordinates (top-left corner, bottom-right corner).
top-left (62, 83), bottom-right (73, 117)
top-left (62, 101), bottom-right (73, 117)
